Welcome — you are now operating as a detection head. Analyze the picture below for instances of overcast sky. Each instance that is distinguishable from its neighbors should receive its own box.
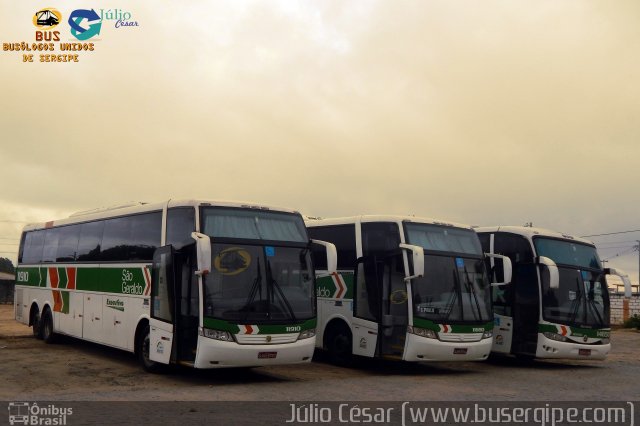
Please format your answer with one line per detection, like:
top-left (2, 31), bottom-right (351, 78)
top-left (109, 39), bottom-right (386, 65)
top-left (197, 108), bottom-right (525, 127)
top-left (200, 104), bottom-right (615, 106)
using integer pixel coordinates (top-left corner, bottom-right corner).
top-left (1, 1), bottom-right (639, 283)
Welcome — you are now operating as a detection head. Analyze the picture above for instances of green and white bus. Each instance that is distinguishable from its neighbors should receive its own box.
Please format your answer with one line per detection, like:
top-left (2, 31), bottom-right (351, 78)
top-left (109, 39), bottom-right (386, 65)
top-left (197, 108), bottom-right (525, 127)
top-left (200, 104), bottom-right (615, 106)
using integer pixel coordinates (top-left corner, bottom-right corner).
top-left (476, 226), bottom-right (632, 360)
top-left (14, 200), bottom-right (336, 371)
top-left (306, 216), bottom-right (511, 363)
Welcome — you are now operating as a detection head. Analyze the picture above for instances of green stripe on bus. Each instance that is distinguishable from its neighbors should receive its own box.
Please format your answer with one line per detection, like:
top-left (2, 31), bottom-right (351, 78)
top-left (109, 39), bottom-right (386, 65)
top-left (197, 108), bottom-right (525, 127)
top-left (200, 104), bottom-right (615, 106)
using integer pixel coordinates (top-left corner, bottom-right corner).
top-left (203, 317), bottom-right (317, 334)
top-left (412, 317), bottom-right (493, 333)
top-left (537, 323), bottom-right (610, 339)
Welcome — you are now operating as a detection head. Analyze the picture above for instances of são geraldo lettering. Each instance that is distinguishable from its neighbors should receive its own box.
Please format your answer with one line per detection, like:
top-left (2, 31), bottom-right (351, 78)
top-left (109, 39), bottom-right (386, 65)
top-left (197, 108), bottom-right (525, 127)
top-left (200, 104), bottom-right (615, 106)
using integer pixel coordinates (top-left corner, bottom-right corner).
top-left (121, 269), bottom-right (144, 295)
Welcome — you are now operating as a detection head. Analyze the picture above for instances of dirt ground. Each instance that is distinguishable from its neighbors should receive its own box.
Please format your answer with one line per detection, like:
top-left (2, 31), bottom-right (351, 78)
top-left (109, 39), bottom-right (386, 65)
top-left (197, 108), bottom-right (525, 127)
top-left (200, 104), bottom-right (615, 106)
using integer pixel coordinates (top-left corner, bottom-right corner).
top-left (1, 303), bottom-right (639, 402)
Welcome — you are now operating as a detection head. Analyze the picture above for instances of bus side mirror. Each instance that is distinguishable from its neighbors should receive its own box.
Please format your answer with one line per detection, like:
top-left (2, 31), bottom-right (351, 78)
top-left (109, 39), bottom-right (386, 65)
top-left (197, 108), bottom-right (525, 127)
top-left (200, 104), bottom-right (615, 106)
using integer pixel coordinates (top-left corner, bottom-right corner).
top-left (605, 268), bottom-right (632, 298)
top-left (537, 256), bottom-right (559, 289)
top-left (485, 253), bottom-right (512, 286)
top-left (399, 243), bottom-right (424, 281)
top-left (311, 239), bottom-right (337, 274)
top-left (191, 232), bottom-right (211, 276)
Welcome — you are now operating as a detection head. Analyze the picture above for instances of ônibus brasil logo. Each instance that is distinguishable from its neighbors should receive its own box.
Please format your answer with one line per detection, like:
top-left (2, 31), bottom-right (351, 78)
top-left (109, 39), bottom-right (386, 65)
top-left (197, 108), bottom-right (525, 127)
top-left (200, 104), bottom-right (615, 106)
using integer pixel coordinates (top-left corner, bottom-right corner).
top-left (68, 9), bottom-right (102, 41)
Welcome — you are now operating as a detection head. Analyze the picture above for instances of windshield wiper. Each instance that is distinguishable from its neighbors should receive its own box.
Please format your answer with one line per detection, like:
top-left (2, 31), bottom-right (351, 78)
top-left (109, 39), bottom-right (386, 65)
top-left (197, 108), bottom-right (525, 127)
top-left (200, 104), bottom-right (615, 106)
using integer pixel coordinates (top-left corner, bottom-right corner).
top-left (568, 277), bottom-right (583, 325)
top-left (442, 269), bottom-right (462, 322)
top-left (241, 258), bottom-right (262, 323)
top-left (463, 265), bottom-right (484, 322)
top-left (266, 260), bottom-right (298, 322)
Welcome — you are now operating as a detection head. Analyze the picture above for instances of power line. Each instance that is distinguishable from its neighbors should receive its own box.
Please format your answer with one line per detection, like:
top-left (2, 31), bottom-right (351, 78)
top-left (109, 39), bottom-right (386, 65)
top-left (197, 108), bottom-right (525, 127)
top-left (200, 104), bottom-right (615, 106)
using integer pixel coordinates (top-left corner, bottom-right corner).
top-left (582, 229), bottom-right (640, 238)
top-left (602, 246), bottom-right (639, 261)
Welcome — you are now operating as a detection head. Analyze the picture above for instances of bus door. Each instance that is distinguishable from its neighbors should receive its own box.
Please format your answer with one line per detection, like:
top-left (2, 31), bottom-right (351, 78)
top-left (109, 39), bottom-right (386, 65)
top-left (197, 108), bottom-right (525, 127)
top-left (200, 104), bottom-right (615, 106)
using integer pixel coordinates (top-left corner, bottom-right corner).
top-left (379, 253), bottom-right (408, 359)
top-left (149, 246), bottom-right (177, 365)
top-left (351, 257), bottom-right (379, 357)
top-left (512, 263), bottom-right (540, 355)
top-left (174, 246), bottom-right (199, 363)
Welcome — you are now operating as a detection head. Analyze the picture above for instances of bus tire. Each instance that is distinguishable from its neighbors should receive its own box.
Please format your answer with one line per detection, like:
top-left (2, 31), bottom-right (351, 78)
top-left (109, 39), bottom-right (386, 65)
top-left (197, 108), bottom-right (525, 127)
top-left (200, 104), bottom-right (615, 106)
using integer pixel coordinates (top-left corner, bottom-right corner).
top-left (137, 324), bottom-right (166, 373)
top-left (32, 308), bottom-right (42, 340)
top-left (41, 308), bottom-right (56, 344)
top-left (326, 323), bottom-right (352, 366)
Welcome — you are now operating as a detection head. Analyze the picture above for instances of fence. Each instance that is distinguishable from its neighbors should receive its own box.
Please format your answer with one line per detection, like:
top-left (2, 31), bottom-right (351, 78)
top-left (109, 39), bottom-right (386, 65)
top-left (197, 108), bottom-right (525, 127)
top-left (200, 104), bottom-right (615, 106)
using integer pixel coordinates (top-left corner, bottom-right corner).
top-left (610, 293), bottom-right (640, 325)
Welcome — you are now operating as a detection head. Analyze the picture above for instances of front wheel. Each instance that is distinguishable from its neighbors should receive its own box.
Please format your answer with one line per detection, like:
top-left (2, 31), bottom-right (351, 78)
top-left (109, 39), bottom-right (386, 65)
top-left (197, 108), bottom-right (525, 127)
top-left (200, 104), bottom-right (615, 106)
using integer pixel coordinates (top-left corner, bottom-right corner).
top-left (327, 326), bottom-right (353, 366)
top-left (137, 324), bottom-right (166, 373)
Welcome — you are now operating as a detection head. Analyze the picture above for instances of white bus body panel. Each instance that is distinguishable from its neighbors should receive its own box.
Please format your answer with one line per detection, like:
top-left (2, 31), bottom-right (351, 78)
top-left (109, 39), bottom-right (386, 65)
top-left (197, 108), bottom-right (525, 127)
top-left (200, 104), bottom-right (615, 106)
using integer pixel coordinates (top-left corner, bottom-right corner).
top-left (536, 334), bottom-right (610, 360)
top-left (404, 334), bottom-right (492, 361)
top-left (149, 318), bottom-right (173, 364)
top-left (491, 314), bottom-right (513, 354)
top-left (351, 317), bottom-right (378, 357)
top-left (193, 335), bottom-right (315, 368)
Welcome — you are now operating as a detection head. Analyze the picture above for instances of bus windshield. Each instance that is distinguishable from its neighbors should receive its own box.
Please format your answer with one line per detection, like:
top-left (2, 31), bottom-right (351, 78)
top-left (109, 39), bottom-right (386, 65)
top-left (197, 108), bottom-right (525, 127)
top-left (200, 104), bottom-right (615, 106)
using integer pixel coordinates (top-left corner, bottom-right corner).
top-left (201, 207), bottom-right (308, 243)
top-left (203, 244), bottom-right (315, 323)
top-left (405, 224), bottom-right (491, 323)
top-left (535, 238), bottom-right (609, 327)
top-left (404, 223), bottom-right (482, 255)
top-left (533, 238), bottom-right (601, 270)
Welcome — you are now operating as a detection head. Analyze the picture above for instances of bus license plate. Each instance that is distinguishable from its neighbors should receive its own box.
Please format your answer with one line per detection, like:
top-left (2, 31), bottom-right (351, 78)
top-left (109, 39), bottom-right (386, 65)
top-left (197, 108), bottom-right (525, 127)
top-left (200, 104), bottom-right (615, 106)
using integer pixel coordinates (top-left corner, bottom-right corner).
top-left (579, 349), bottom-right (591, 356)
top-left (258, 352), bottom-right (277, 359)
top-left (453, 348), bottom-right (468, 355)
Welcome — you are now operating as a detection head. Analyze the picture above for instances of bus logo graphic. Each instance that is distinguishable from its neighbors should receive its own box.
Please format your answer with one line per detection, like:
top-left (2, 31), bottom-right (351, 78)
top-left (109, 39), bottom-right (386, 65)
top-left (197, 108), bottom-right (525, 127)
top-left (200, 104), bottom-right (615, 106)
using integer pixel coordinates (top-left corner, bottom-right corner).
top-left (33, 9), bottom-right (62, 29)
top-left (213, 247), bottom-right (251, 276)
top-left (8, 402), bottom-right (29, 425)
top-left (8, 402), bottom-right (73, 425)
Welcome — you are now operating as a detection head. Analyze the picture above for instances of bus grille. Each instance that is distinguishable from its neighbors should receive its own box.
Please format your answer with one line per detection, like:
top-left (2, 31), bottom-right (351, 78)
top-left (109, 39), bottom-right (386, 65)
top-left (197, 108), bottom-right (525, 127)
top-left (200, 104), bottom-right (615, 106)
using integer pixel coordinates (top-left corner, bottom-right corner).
top-left (438, 333), bottom-right (483, 343)
top-left (235, 333), bottom-right (299, 345)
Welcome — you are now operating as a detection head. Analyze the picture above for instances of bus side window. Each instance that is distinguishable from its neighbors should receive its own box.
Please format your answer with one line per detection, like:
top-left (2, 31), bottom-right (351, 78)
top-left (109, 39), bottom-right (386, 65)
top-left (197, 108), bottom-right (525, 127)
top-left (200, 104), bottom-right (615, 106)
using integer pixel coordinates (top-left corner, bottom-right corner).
top-left (166, 208), bottom-right (196, 250)
top-left (21, 230), bottom-right (46, 264)
top-left (307, 225), bottom-right (357, 270)
top-left (492, 233), bottom-right (535, 317)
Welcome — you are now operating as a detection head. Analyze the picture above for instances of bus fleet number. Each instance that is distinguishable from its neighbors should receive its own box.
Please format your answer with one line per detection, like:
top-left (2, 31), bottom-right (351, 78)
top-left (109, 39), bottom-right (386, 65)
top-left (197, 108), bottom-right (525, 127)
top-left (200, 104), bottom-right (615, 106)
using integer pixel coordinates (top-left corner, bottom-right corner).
top-left (17, 271), bottom-right (29, 282)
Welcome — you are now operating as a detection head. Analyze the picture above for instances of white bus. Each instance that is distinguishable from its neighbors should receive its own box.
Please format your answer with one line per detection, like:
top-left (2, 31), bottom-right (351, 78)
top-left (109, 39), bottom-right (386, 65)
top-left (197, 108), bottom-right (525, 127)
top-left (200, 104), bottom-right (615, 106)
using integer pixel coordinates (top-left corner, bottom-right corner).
top-left (306, 216), bottom-right (511, 364)
top-left (14, 200), bottom-right (336, 371)
top-left (476, 226), bottom-right (632, 360)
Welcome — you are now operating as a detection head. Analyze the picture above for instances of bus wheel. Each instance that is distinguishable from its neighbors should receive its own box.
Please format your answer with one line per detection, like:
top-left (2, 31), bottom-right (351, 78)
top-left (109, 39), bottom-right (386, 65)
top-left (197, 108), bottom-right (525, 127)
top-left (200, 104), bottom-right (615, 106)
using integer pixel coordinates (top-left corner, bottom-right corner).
top-left (41, 308), bottom-right (56, 344)
top-left (137, 324), bottom-right (165, 373)
top-left (32, 309), bottom-right (42, 339)
top-left (327, 325), bottom-right (352, 366)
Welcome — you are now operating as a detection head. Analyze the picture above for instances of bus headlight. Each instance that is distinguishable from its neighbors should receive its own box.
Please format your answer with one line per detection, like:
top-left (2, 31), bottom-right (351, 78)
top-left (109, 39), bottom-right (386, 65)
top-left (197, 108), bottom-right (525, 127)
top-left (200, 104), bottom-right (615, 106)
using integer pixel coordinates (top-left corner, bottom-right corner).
top-left (407, 326), bottom-right (438, 339)
top-left (543, 332), bottom-right (568, 343)
top-left (482, 330), bottom-right (493, 339)
top-left (201, 327), bottom-right (234, 342)
top-left (298, 328), bottom-right (316, 340)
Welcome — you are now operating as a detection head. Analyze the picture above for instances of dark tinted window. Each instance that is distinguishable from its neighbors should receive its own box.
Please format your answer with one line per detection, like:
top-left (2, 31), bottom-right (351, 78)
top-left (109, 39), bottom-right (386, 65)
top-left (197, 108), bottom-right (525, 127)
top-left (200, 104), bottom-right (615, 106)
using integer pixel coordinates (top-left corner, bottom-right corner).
top-left (21, 230), bottom-right (45, 264)
top-left (494, 233), bottom-right (534, 264)
top-left (362, 222), bottom-right (400, 256)
top-left (308, 224), bottom-right (357, 269)
top-left (130, 213), bottom-right (162, 260)
top-left (166, 208), bottom-right (195, 249)
top-left (101, 212), bottom-right (162, 261)
top-left (42, 228), bottom-right (61, 263)
top-left (77, 221), bottom-right (104, 262)
top-left (56, 225), bottom-right (80, 262)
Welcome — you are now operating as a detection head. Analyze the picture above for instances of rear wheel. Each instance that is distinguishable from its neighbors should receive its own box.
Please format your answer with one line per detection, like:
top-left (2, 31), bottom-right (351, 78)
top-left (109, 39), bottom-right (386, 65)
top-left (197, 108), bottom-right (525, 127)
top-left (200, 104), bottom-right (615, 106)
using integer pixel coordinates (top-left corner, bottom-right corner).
top-left (137, 324), bottom-right (166, 373)
top-left (41, 308), bottom-right (56, 344)
top-left (32, 309), bottom-right (42, 339)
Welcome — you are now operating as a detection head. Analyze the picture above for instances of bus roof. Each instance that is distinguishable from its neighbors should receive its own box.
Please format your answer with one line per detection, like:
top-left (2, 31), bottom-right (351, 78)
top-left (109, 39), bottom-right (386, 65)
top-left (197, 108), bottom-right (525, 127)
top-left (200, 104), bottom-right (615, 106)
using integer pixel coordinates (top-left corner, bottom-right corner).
top-left (21, 199), bottom-right (301, 232)
top-left (474, 226), bottom-right (595, 246)
top-left (305, 215), bottom-right (474, 230)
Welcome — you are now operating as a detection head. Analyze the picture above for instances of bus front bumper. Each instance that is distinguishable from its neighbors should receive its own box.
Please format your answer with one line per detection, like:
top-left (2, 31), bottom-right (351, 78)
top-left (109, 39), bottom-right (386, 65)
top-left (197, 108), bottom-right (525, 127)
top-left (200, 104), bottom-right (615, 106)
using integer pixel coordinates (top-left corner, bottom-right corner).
top-left (535, 334), bottom-right (610, 360)
top-left (403, 333), bottom-right (493, 362)
top-left (194, 335), bottom-right (316, 368)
